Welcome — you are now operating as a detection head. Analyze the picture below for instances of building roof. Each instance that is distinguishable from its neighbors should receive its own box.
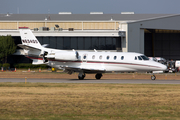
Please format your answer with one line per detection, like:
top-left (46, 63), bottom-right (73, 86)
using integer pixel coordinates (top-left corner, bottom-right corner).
top-left (0, 14), bottom-right (171, 21)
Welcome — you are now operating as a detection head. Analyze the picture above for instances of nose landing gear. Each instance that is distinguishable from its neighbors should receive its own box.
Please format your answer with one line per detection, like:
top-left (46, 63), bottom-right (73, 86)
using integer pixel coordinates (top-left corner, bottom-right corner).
top-left (151, 75), bottom-right (156, 80)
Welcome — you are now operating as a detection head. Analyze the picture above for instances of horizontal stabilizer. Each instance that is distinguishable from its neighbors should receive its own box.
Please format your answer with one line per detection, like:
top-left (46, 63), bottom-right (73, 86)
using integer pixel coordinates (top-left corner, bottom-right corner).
top-left (18, 44), bottom-right (41, 51)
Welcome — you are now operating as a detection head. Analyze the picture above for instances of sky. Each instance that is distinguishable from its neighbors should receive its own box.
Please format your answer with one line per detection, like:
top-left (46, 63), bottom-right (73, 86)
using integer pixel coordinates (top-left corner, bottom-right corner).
top-left (0, 0), bottom-right (180, 14)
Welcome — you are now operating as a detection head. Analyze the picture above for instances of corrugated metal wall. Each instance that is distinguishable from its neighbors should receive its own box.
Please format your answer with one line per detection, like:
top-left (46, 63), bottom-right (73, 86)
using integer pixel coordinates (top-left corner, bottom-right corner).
top-left (145, 29), bottom-right (180, 60)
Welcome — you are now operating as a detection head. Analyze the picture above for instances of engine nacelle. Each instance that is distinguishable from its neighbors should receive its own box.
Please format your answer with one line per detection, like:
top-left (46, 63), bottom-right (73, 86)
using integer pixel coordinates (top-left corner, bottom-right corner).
top-left (55, 51), bottom-right (79, 61)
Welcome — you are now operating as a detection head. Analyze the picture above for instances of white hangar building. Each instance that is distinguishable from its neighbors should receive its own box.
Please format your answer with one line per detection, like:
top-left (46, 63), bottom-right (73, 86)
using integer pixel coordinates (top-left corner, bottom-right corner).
top-left (1, 13), bottom-right (180, 63)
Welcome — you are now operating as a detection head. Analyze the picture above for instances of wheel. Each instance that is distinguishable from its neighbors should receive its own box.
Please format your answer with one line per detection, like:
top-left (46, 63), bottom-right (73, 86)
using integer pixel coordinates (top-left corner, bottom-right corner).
top-left (95, 73), bottom-right (102, 79)
top-left (151, 75), bottom-right (156, 80)
top-left (78, 76), bottom-right (84, 80)
top-left (78, 73), bottom-right (85, 80)
top-left (82, 74), bottom-right (86, 78)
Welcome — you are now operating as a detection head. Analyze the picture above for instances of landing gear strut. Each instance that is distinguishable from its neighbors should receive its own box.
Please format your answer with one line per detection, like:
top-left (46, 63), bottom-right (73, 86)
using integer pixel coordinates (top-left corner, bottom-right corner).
top-left (95, 73), bottom-right (102, 79)
top-left (78, 72), bottom-right (86, 80)
top-left (151, 75), bottom-right (156, 80)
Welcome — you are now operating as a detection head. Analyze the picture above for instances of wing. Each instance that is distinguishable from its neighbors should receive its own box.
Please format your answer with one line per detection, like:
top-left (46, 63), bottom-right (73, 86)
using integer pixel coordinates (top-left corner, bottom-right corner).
top-left (62, 66), bottom-right (106, 73)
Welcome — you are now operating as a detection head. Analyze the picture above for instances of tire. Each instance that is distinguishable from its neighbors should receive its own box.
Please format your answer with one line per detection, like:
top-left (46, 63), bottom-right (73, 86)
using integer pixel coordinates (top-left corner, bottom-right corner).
top-left (78, 76), bottom-right (84, 80)
top-left (95, 73), bottom-right (102, 79)
top-left (151, 75), bottom-right (156, 80)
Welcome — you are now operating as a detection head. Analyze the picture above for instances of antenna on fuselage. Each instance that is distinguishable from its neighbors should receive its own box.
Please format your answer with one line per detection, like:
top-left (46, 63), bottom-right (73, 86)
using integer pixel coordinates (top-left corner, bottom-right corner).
top-left (94, 49), bottom-right (97, 52)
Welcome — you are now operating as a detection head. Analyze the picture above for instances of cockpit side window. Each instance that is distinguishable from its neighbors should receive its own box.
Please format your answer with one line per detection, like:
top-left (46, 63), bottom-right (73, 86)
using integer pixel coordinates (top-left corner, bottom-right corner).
top-left (135, 56), bottom-right (137, 60)
top-left (138, 56), bottom-right (142, 60)
top-left (140, 55), bottom-right (149, 60)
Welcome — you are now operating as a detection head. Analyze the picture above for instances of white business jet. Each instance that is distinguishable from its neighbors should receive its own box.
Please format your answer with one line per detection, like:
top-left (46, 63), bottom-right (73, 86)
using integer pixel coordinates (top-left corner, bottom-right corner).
top-left (18, 27), bottom-right (167, 80)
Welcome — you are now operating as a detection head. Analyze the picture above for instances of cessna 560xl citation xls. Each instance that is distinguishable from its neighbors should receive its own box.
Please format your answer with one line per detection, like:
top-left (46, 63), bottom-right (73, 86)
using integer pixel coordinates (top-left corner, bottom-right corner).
top-left (18, 27), bottom-right (167, 80)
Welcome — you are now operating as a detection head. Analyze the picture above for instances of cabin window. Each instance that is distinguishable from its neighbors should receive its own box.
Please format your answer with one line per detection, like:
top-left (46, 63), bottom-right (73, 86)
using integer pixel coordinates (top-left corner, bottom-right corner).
top-left (135, 56), bottom-right (137, 60)
top-left (107, 56), bottom-right (110, 60)
top-left (83, 55), bottom-right (87, 59)
top-left (121, 56), bottom-right (124, 60)
top-left (92, 55), bottom-right (95, 59)
top-left (114, 56), bottom-right (117, 60)
top-left (99, 55), bottom-right (102, 59)
top-left (138, 56), bottom-right (142, 60)
top-left (140, 55), bottom-right (149, 60)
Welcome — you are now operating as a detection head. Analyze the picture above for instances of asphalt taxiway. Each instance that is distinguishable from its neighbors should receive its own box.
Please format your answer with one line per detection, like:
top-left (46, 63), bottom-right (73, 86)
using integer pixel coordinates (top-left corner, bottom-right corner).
top-left (0, 78), bottom-right (180, 84)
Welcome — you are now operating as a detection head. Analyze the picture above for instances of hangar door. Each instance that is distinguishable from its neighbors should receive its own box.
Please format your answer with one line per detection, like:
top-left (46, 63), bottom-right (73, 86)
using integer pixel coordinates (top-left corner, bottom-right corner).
top-left (145, 29), bottom-right (180, 60)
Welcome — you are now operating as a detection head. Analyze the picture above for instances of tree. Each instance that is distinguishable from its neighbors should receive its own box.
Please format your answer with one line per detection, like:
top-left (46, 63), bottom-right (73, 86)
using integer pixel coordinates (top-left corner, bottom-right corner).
top-left (0, 35), bottom-right (17, 63)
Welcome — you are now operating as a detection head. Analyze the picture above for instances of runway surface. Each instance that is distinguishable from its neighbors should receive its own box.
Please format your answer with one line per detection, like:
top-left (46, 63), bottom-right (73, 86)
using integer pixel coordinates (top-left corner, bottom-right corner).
top-left (0, 78), bottom-right (180, 84)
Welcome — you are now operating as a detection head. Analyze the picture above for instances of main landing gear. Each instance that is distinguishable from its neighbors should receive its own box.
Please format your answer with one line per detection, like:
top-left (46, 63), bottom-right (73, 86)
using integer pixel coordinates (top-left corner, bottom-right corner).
top-left (95, 73), bottom-right (102, 79)
top-left (78, 72), bottom-right (86, 80)
top-left (78, 72), bottom-right (103, 80)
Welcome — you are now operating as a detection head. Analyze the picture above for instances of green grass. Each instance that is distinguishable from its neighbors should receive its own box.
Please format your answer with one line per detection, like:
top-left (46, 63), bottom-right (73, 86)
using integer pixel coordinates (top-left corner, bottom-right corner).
top-left (0, 83), bottom-right (180, 120)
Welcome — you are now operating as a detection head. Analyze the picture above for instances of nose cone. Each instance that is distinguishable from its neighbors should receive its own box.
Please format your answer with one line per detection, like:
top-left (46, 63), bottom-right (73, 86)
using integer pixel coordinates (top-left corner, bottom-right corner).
top-left (154, 62), bottom-right (167, 71)
top-left (150, 61), bottom-right (167, 71)
top-left (160, 64), bottom-right (167, 71)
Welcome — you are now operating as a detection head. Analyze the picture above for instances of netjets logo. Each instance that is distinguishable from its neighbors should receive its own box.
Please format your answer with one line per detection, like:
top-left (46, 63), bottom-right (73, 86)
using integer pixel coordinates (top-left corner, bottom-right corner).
top-left (22, 39), bottom-right (38, 44)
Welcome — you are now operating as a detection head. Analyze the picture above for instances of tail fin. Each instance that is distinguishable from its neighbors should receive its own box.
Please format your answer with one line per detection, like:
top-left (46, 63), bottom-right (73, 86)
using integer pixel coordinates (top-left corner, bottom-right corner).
top-left (19, 27), bottom-right (42, 50)
top-left (18, 27), bottom-right (45, 65)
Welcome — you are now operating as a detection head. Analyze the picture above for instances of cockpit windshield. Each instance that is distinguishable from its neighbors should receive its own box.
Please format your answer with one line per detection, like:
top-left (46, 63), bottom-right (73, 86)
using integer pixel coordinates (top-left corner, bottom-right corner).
top-left (140, 55), bottom-right (149, 60)
top-left (138, 56), bottom-right (142, 60)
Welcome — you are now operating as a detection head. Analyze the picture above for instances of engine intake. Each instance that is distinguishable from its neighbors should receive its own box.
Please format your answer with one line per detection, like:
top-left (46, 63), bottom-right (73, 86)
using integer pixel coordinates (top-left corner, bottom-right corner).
top-left (43, 51), bottom-right (48, 63)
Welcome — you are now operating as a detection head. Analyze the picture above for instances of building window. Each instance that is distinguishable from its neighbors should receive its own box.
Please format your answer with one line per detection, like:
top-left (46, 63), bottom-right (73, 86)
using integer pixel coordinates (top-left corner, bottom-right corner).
top-left (43, 37), bottom-right (49, 44)
top-left (49, 37), bottom-right (57, 49)
top-left (56, 37), bottom-right (63, 49)
top-left (99, 37), bottom-right (106, 50)
top-left (84, 37), bottom-right (91, 50)
top-left (64, 37), bottom-right (71, 50)
top-left (106, 37), bottom-right (113, 50)
top-left (25, 36), bottom-right (119, 50)
top-left (78, 37), bottom-right (84, 50)
top-left (71, 37), bottom-right (78, 49)
top-left (92, 37), bottom-right (98, 50)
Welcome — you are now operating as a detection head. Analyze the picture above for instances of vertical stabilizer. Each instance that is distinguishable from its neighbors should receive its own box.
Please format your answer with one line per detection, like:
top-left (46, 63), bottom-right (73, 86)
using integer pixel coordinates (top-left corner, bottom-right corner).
top-left (19, 27), bottom-right (42, 49)
top-left (18, 27), bottom-right (45, 65)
